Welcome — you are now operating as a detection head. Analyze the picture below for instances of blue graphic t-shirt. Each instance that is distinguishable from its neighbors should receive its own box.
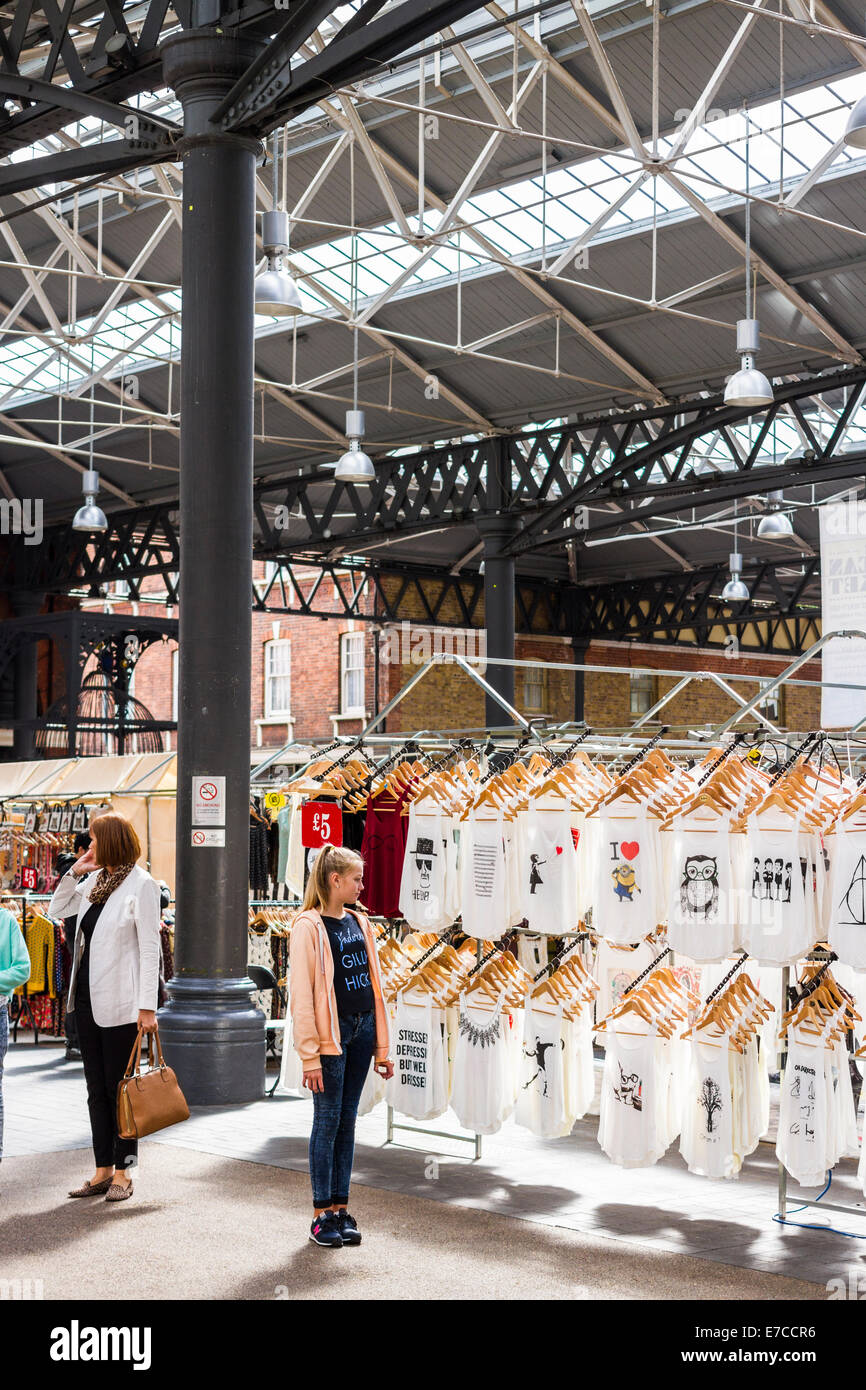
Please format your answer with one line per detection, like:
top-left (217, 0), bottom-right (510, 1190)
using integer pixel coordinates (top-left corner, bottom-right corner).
top-left (321, 911), bottom-right (374, 1016)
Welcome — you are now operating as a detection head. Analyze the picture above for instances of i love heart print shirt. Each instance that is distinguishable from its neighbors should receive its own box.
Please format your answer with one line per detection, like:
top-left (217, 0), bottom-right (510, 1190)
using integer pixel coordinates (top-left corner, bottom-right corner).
top-left (589, 811), bottom-right (663, 944)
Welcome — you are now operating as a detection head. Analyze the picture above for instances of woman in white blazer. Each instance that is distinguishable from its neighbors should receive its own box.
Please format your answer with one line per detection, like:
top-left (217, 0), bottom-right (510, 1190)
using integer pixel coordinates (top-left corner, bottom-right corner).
top-left (48, 811), bottom-right (160, 1204)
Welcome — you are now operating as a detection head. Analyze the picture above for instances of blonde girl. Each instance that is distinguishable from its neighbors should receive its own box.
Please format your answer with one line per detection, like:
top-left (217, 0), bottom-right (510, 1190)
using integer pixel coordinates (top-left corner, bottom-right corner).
top-left (289, 845), bottom-right (393, 1247)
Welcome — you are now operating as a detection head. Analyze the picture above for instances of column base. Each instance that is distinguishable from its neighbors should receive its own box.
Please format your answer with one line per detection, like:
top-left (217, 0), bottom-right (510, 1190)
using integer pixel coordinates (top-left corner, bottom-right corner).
top-left (158, 976), bottom-right (266, 1105)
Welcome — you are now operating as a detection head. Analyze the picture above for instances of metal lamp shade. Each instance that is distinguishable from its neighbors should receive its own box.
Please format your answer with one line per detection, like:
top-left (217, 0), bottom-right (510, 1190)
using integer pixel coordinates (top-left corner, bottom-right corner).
top-left (721, 576), bottom-right (750, 601)
top-left (757, 510), bottom-right (793, 537)
top-left (72, 499), bottom-right (108, 532)
top-left (334, 444), bottom-right (375, 484)
top-left (844, 94), bottom-right (866, 149)
top-left (724, 365), bottom-right (774, 408)
top-left (254, 266), bottom-right (302, 316)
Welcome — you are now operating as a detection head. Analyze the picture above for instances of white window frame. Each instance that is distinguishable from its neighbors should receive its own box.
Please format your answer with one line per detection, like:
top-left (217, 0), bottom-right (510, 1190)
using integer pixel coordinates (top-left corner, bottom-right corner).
top-left (757, 678), bottom-right (783, 724)
top-left (264, 638), bottom-right (292, 719)
top-left (629, 672), bottom-right (656, 718)
top-left (340, 631), bottom-right (365, 715)
top-left (523, 666), bottom-right (546, 712)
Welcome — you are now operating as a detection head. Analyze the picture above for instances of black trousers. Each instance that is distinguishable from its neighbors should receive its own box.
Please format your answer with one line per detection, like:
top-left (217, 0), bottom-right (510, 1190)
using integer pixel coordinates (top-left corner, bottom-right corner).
top-left (75, 988), bottom-right (139, 1170)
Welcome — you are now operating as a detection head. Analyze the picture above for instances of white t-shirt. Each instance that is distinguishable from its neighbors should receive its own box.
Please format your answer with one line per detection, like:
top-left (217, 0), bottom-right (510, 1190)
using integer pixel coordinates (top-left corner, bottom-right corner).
top-left (828, 827), bottom-right (866, 969)
top-left (588, 811), bottom-right (664, 944)
top-left (665, 827), bottom-right (737, 962)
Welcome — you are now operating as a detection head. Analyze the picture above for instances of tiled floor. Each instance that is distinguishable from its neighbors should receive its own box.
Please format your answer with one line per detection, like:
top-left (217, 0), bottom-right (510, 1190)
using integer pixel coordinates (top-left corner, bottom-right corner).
top-left (6, 1039), bottom-right (866, 1291)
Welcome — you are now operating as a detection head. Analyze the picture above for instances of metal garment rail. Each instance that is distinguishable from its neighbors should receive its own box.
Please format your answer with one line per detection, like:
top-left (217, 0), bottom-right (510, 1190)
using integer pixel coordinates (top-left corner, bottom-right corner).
top-left (776, 952), bottom-right (866, 1226)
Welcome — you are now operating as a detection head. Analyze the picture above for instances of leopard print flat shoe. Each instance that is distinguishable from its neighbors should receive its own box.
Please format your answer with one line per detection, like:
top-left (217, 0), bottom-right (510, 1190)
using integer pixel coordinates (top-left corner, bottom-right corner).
top-left (68, 1177), bottom-right (114, 1198)
top-left (105, 1180), bottom-right (134, 1202)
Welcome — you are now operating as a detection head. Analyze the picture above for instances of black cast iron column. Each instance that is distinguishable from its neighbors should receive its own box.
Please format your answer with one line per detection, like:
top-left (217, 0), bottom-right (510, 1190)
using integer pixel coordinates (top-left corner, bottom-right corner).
top-left (12, 594), bottom-right (42, 759)
top-left (478, 440), bottom-right (520, 726)
top-left (157, 30), bottom-right (265, 1104)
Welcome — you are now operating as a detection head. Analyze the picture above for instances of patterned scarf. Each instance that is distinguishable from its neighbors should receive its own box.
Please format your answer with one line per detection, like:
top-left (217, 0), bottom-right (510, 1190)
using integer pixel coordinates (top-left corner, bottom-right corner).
top-left (88, 862), bottom-right (135, 905)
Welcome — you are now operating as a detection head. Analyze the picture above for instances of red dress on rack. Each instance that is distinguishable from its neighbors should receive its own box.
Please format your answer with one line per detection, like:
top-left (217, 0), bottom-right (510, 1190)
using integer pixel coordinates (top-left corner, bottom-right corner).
top-left (360, 789), bottom-right (411, 917)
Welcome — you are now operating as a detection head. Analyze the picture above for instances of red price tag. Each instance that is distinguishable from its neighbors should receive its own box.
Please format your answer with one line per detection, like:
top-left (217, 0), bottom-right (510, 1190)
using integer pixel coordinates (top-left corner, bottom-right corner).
top-left (22, 866), bottom-right (37, 890)
top-left (301, 801), bottom-right (343, 849)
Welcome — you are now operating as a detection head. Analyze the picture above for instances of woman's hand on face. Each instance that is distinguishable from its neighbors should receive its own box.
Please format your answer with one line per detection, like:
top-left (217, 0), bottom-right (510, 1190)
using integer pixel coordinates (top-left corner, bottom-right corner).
top-left (375, 1060), bottom-right (395, 1081)
top-left (303, 1068), bottom-right (324, 1093)
top-left (138, 1010), bottom-right (157, 1034)
top-left (72, 847), bottom-right (98, 876)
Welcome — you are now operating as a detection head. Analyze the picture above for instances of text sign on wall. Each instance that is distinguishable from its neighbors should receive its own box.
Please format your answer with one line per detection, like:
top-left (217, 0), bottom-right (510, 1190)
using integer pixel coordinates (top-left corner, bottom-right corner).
top-left (819, 501), bottom-right (866, 728)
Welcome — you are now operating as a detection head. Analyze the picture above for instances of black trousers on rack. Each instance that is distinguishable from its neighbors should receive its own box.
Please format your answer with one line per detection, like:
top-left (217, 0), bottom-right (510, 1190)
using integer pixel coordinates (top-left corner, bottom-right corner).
top-left (75, 990), bottom-right (139, 1171)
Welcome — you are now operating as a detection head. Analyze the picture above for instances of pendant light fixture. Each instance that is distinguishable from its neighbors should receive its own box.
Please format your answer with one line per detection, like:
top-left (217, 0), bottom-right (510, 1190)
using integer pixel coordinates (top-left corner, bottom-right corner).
top-left (334, 138), bottom-right (374, 485)
top-left (254, 131), bottom-right (302, 316)
top-left (721, 506), bottom-right (749, 602)
top-left (721, 551), bottom-right (750, 602)
top-left (844, 94), bottom-right (866, 148)
top-left (724, 110), bottom-right (773, 409)
top-left (72, 385), bottom-right (107, 533)
top-left (756, 489), bottom-right (794, 537)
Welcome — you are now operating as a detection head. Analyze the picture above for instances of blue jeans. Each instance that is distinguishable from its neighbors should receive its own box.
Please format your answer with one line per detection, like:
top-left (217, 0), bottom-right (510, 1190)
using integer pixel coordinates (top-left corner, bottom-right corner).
top-left (309, 1011), bottom-right (375, 1208)
top-left (0, 1004), bottom-right (8, 1161)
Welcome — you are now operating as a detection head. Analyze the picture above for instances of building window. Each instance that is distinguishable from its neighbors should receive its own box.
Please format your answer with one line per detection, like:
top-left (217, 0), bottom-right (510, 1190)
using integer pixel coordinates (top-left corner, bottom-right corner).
top-left (341, 631), bottom-right (365, 713)
top-left (524, 666), bottom-right (546, 711)
top-left (629, 672), bottom-right (656, 718)
top-left (264, 639), bottom-right (291, 718)
top-left (757, 680), bottom-right (783, 724)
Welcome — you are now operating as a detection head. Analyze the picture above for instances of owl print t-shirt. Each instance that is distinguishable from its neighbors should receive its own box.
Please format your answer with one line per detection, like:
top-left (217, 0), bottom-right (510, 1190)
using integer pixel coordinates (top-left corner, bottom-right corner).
top-left (666, 828), bottom-right (737, 962)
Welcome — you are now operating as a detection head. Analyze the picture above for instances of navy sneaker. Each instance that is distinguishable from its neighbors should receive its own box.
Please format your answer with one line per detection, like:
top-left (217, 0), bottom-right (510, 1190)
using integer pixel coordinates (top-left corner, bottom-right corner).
top-left (336, 1210), bottom-right (361, 1245)
top-left (309, 1212), bottom-right (343, 1248)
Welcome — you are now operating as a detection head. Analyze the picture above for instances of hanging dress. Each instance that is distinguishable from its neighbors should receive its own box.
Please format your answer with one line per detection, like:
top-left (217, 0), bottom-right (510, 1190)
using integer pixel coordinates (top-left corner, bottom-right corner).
top-left (514, 1000), bottom-right (568, 1138)
top-left (520, 804), bottom-right (580, 934)
top-left (598, 1025), bottom-right (664, 1168)
top-left (399, 804), bottom-right (451, 932)
top-left (666, 826), bottom-right (737, 963)
top-left (776, 1031), bottom-right (830, 1188)
top-left (450, 990), bottom-right (511, 1135)
top-left (385, 991), bottom-right (448, 1121)
top-left (680, 1035), bottom-right (738, 1179)
top-left (741, 818), bottom-right (815, 965)
top-left (828, 827), bottom-right (866, 969)
top-left (459, 811), bottom-right (508, 940)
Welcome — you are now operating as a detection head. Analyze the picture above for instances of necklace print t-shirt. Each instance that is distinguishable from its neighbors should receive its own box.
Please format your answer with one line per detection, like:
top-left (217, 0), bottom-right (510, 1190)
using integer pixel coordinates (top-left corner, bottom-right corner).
top-left (321, 912), bottom-right (374, 1015)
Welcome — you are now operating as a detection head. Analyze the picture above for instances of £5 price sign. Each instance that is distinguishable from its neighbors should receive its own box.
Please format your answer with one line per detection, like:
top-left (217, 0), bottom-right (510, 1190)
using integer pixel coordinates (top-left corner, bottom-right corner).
top-left (301, 801), bottom-right (343, 849)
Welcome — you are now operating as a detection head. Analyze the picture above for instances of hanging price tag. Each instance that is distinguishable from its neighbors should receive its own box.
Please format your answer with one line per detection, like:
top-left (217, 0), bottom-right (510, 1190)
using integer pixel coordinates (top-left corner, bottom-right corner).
top-left (301, 801), bottom-right (343, 849)
top-left (264, 791), bottom-right (286, 811)
top-left (21, 866), bottom-right (37, 891)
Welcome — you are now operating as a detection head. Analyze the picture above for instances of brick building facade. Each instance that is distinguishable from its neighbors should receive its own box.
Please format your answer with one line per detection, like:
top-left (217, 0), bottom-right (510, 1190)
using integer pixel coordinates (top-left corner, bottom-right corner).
top-left (63, 561), bottom-right (823, 758)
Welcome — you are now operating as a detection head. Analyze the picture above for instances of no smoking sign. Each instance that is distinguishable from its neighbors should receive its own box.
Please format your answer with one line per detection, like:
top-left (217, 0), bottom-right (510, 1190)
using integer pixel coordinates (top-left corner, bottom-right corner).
top-left (192, 775), bottom-right (225, 826)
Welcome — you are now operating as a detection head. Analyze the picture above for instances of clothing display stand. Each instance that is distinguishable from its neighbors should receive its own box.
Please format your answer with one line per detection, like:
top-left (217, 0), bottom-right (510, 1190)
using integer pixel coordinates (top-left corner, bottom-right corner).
top-left (776, 951), bottom-right (866, 1225)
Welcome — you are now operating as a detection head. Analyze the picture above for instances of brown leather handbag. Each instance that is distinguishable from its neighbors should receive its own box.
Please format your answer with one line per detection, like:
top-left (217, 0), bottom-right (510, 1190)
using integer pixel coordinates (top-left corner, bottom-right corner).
top-left (117, 1026), bottom-right (190, 1140)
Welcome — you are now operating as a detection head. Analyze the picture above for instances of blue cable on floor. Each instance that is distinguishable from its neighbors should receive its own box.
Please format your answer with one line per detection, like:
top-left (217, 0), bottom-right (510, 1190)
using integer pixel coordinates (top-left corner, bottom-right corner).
top-left (773, 1170), bottom-right (866, 1239)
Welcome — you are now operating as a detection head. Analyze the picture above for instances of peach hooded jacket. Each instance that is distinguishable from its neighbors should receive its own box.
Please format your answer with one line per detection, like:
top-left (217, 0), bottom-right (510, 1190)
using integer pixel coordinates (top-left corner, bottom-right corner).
top-left (289, 906), bottom-right (391, 1069)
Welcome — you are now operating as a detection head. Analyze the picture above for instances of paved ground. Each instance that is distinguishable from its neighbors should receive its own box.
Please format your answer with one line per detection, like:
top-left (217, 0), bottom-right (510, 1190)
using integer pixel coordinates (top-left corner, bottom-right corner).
top-left (0, 1145), bottom-right (823, 1301)
top-left (5, 1040), bottom-right (866, 1298)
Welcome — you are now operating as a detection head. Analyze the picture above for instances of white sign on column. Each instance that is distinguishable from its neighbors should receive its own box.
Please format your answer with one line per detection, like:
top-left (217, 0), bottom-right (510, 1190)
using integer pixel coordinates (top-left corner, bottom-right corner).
top-left (192, 775), bottom-right (226, 826)
top-left (819, 499), bottom-right (866, 728)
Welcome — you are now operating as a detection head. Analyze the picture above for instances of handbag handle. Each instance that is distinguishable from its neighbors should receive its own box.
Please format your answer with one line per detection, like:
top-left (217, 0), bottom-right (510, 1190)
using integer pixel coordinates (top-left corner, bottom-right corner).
top-left (122, 1024), bottom-right (165, 1080)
